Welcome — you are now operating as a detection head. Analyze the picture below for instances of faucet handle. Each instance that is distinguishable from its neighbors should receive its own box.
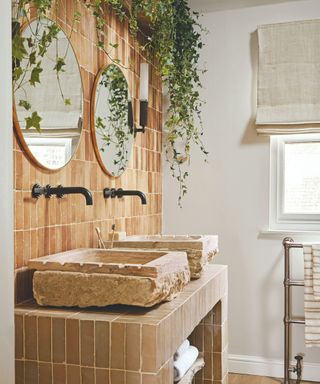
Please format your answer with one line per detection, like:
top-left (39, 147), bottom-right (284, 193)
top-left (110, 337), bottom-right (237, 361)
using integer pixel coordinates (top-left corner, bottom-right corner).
top-left (56, 185), bottom-right (64, 199)
top-left (116, 188), bottom-right (123, 198)
top-left (44, 184), bottom-right (53, 198)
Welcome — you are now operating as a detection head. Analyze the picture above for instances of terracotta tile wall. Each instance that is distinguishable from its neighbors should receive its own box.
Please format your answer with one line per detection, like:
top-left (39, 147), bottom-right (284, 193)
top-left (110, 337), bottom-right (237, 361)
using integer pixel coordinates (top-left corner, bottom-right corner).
top-left (14, 1), bottom-right (163, 300)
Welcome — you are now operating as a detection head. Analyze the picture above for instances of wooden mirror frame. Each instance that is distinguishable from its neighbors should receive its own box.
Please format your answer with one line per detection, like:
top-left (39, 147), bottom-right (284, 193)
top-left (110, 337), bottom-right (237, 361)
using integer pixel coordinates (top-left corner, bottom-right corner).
top-left (13, 17), bottom-right (84, 172)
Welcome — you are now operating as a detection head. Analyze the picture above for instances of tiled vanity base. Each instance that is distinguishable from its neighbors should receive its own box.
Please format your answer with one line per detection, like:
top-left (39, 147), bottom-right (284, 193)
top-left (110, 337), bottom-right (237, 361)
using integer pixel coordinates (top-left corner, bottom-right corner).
top-left (15, 265), bottom-right (228, 384)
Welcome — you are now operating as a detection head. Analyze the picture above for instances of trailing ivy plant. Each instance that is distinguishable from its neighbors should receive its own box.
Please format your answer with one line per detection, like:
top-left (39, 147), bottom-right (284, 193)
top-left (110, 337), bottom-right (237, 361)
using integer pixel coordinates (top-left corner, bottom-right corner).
top-left (142, 0), bottom-right (207, 205)
top-left (12, 0), bottom-right (206, 204)
top-left (95, 64), bottom-right (132, 175)
top-left (86, 0), bottom-right (207, 205)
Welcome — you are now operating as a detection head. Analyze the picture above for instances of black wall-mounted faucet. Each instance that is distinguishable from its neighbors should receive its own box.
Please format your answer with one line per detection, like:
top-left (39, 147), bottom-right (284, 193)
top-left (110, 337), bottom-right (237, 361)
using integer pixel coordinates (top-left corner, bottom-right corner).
top-left (103, 188), bottom-right (147, 205)
top-left (32, 184), bottom-right (93, 206)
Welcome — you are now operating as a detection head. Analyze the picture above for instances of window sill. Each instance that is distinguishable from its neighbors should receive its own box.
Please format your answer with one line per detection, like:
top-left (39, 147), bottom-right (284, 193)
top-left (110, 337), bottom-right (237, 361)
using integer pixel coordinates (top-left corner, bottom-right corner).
top-left (259, 228), bottom-right (320, 240)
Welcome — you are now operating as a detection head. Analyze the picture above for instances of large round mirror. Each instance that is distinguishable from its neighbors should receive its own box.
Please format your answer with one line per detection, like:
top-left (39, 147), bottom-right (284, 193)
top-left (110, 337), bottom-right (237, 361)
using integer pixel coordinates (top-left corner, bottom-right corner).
top-left (92, 64), bottom-right (134, 177)
top-left (13, 17), bottom-right (83, 170)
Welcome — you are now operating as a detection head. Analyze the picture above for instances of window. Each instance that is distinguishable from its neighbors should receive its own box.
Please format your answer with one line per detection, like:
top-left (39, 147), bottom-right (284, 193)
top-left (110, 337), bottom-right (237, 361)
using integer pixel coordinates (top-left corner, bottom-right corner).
top-left (270, 134), bottom-right (320, 231)
top-left (25, 137), bottom-right (72, 169)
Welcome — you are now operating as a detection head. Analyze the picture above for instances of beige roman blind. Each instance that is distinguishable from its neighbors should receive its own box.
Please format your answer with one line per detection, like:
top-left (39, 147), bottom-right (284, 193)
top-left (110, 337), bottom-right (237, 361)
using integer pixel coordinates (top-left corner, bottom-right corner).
top-left (256, 19), bottom-right (320, 134)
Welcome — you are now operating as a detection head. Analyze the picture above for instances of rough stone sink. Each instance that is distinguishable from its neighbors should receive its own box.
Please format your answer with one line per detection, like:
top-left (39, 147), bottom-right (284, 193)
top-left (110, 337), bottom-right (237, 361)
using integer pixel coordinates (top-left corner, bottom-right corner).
top-left (104, 234), bottom-right (219, 279)
top-left (28, 248), bottom-right (190, 308)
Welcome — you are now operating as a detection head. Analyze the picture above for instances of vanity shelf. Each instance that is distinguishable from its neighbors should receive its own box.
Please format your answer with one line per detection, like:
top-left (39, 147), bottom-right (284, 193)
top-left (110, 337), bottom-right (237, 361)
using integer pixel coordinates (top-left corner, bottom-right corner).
top-left (15, 265), bottom-right (228, 384)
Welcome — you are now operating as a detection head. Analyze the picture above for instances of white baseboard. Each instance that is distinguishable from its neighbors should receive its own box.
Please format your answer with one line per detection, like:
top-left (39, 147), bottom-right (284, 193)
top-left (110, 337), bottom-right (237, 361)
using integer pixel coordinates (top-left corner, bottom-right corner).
top-left (228, 354), bottom-right (320, 382)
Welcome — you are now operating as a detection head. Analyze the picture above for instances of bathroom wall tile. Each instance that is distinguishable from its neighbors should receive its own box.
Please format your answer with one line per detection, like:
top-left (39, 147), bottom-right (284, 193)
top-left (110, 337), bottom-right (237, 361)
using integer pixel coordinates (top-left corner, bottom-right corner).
top-left (24, 315), bottom-right (38, 360)
top-left (38, 362), bottom-right (52, 384)
top-left (15, 315), bottom-right (24, 359)
top-left (125, 323), bottom-right (141, 371)
top-left (82, 367), bottom-right (95, 384)
top-left (110, 369), bottom-right (125, 384)
top-left (204, 324), bottom-right (214, 352)
top-left (95, 321), bottom-right (109, 368)
top-left (15, 360), bottom-right (24, 384)
top-left (66, 318), bottom-right (80, 365)
top-left (203, 352), bottom-right (213, 380)
top-left (53, 363), bottom-right (66, 384)
top-left (95, 368), bottom-right (109, 384)
top-left (81, 320), bottom-right (94, 367)
top-left (24, 360), bottom-right (38, 384)
top-left (141, 324), bottom-right (158, 372)
top-left (67, 365), bottom-right (81, 384)
top-left (110, 322), bottom-right (125, 369)
top-left (38, 317), bottom-right (51, 362)
top-left (126, 371), bottom-right (141, 384)
top-left (52, 317), bottom-right (66, 363)
top-left (141, 373), bottom-right (158, 384)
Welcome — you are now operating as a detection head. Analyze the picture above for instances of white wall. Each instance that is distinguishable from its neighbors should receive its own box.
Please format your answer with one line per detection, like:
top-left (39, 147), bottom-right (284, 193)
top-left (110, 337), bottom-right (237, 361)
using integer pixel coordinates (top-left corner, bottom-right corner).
top-left (0, 1), bottom-right (15, 383)
top-left (163, 0), bottom-right (320, 380)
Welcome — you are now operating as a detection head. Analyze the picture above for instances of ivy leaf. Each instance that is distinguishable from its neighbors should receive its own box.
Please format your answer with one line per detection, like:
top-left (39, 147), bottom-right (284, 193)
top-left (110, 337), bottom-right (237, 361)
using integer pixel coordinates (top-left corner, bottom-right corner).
top-left (47, 23), bottom-right (60, 38)
top-left (64, 98), bottom-right (71, 106)
top-left (29, 51), bottom-right (36, 65)
top-left (25, 112), bottom-right (42, 131)
top-left (18, 100), bottom-right (31, 111)
top-left (26, 37), bottom-right (34, 48)
top-left (109, 43), bottom-right (119, 49)
top-left (73, 11), bottom-right (82, 22)
top-left (54, 57), bottom-right (66, 73)
top-left (12, 34), bottom-right (27, 61)
top-left (13, 66), bottom-right (23, 81)
top-left (97, 41), bottom-right (104, 50)
top-left (29, 66), bottom-right (43, 86)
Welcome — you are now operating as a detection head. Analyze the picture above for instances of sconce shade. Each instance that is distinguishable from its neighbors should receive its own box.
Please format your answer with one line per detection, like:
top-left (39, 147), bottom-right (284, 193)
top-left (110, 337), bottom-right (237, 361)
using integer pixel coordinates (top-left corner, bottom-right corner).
top-left (140, 63), bottom-right (149, 101)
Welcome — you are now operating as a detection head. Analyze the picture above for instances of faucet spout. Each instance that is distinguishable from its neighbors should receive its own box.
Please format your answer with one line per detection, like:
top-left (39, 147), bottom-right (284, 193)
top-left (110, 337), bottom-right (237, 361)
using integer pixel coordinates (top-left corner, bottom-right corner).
top-left (32, 184), bottom-right (93, 205)
top-left (103, 188), bottom-right (147, 205)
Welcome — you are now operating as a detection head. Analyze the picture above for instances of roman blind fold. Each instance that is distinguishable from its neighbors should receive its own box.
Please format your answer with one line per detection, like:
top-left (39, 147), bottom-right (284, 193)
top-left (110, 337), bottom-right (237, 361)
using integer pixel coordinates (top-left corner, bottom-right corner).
top-left (256, 19), bottom-right (320, 134)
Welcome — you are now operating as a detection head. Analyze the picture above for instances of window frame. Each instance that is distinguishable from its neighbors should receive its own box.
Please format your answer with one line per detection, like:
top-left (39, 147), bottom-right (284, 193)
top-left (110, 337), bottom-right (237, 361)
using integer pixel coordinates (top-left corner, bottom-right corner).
top-left (270, 134), bottom-right (320, 231)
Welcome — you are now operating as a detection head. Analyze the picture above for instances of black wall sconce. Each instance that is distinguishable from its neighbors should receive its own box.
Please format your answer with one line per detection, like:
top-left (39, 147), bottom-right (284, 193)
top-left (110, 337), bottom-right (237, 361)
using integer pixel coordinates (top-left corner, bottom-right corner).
top-left (129, 63), bottom-right (149, 136)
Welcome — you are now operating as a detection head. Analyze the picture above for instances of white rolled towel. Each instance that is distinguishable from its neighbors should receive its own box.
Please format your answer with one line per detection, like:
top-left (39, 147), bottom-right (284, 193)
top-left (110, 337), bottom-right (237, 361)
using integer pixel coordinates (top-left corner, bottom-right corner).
top-left (174, 340), bottom-right (190, 361)
top-left (174, 345), bottom-right (199, 382)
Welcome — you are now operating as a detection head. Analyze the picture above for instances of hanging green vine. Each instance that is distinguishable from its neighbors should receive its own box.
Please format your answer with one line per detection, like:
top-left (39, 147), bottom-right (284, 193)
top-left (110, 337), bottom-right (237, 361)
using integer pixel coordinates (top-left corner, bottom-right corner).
top-left (95, 64), bottom-right (132, 175)
top-left (85, 0), bottom-right (207, 205)
top-left (150, 0), bottom-right (208, 204)
top-left (12, 0), bottom-right (206, 204)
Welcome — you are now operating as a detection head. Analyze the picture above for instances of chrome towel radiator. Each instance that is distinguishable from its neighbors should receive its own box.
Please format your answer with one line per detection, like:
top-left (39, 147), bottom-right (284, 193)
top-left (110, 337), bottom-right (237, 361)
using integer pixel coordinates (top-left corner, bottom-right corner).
top-left (283, 237), bottom-right (305, 384)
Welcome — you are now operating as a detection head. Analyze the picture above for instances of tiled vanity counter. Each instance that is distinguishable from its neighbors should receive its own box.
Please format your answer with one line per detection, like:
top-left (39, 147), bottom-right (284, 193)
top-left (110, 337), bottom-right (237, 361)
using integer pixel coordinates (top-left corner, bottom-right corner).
top-left (15, 265), bottom-right (228, 384)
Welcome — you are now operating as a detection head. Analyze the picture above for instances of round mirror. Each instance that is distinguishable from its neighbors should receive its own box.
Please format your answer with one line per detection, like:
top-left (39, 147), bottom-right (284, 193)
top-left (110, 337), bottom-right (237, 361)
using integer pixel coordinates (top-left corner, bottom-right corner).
top-left (13, 18), bottom-right (83, 170)
top-left (92, 64), bottom-right (134, 177)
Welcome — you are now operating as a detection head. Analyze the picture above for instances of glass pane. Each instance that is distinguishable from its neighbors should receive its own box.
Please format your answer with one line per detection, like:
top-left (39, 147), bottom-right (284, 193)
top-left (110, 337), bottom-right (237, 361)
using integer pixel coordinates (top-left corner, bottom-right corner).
top-left (284, 141), bottom-right (320, 214)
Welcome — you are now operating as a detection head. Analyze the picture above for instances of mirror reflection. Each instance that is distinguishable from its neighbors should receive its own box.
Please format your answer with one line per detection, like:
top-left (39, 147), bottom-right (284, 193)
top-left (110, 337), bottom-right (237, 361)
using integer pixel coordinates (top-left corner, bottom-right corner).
top-left (93, 64), bottom-right (134, 177)
top-left (13, 18), bottom-right (83, 170)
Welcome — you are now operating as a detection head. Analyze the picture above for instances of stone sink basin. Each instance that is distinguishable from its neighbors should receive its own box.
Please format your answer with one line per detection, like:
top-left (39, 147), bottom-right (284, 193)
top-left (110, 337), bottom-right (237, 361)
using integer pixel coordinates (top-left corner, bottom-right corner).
top-left (28, 248), bottom-right (190, 308)
top-left (104, 234), bottom-right (219, 279)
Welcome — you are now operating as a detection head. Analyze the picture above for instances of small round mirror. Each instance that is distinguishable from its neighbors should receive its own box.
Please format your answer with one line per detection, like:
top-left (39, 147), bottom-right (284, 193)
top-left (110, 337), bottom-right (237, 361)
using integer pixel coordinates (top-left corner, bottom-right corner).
top-left (92, 64), bottom-right (134, 177)
top-left (13, 18), bottom-right (83, 170)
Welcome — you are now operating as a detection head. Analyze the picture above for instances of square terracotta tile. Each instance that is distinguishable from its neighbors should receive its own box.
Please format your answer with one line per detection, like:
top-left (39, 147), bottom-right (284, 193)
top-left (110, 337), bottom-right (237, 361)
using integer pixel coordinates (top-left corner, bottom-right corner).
top-left (53, 363), bottom-right (66, 384)
top-left (67, 364), bottom-right (81, 384)
top-left (38, 362), bottom-right (52, 384)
